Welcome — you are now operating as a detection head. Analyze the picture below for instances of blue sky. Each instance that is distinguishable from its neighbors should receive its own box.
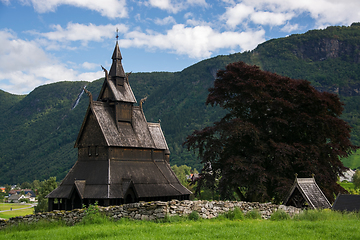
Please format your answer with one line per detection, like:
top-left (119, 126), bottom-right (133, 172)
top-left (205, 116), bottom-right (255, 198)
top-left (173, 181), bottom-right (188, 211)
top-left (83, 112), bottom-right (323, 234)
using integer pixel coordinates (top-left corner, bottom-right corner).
top-left (1, 0), bottom-right (360, 95)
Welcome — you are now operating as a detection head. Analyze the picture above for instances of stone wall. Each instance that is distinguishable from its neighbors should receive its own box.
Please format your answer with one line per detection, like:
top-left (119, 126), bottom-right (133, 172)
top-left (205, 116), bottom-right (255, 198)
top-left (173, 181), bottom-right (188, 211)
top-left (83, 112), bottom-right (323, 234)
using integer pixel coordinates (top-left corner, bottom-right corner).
top-left (0, 200), bottom-right (301, 229)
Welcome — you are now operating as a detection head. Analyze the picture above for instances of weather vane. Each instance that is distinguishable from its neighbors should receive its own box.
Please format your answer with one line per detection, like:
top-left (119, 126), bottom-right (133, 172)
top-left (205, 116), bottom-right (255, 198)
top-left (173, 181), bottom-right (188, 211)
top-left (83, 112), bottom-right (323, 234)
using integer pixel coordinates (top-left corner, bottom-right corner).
top-left (116, 28), bottom-right (119, 41)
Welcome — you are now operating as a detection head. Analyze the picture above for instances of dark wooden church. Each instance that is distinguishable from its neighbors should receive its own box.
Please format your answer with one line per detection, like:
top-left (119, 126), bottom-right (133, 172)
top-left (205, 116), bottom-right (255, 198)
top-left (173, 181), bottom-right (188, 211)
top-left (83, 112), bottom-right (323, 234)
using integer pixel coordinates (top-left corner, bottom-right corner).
top-left (46, 41), bottom-right (191, 211)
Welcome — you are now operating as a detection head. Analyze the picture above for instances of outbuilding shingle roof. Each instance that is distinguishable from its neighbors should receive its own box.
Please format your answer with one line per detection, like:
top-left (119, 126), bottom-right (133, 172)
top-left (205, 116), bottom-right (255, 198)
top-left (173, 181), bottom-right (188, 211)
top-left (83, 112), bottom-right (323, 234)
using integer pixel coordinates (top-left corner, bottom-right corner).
top-left (284, 176), bottom-right (331, 209)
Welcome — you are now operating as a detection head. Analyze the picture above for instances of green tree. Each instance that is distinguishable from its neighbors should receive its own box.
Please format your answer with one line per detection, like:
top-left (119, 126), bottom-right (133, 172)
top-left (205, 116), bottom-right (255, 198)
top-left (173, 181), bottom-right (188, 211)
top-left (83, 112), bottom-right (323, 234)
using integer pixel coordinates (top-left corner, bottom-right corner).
top-left (185, 61), bottom-right (358, 203)
top-left (352, 171), bottom-right (360, 189)
top-left (171, 165), bottom-right (193, 186)
top-left (4, 184), bottom-right (11, 195)
top-left (31, 179), bottom-right (41, 192)
top-left (34, 177), bottom-right (57, 213)
top-left (20, 181), bottom-right (31, 189)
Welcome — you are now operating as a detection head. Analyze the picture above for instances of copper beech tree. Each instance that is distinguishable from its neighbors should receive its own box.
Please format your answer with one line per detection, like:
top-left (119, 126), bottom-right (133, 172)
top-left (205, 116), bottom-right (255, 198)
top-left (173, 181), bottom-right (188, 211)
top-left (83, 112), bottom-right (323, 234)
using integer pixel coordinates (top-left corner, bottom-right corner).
top-left (184, 61), bottom-right (358, 203)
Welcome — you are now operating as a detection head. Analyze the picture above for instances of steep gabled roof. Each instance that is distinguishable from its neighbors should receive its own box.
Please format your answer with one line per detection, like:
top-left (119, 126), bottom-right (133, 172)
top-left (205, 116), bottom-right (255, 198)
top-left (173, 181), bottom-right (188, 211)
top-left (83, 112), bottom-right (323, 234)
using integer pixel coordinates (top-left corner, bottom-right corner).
top-left (97, 41), bottom-right (136, 103)
top-left (74, 180), bottom-right (86, 199)
top-left (148, 122), bottom-right (169, 150)
top-left (284, 176), bottom-right (331, 209)
top-left (74, 102), bottom-right (168, 149)
top-left (97, 74), bottom-right (137, 103)
top-left (109, 41), bottom-right (125, 78)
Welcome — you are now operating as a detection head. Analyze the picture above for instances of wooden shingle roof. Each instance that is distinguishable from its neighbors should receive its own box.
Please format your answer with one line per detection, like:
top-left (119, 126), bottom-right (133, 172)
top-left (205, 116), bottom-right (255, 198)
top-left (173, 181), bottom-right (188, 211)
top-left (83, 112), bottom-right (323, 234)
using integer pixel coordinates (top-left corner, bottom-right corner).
top-left (332, 194), bottom-right (360, 212)
top-left (284, 176), bottom-right (331, 209)
top-left (46, 158), bottom-right (191, 199)
top-left (75, 102), bottom-right (168, 149)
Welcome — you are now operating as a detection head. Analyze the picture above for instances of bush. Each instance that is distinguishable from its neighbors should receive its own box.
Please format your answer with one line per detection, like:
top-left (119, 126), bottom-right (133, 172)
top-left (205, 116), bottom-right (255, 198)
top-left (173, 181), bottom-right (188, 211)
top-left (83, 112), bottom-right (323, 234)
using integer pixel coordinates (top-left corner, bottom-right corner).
top-left (80, 203), bottom-right (110, 225)
top-left (292, 209), bottom-right (356, 221)
top-left (353, 171), bottom-right (360, 189)
top-left (245, 209), bottom-right (261, 219)
top-left (188, 211), bottom-right (200, 221)
top-left (270, 209), bottom-right (290, 221)
top-left (223, 208), bottom-right (245, 220)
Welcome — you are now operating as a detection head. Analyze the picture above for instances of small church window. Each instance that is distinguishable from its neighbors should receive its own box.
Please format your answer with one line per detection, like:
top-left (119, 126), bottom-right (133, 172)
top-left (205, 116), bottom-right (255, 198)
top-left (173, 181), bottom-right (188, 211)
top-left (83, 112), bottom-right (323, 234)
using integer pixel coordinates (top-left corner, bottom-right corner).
top-left (95, 146), bottom-right (99, 156)
top-left (88, 146), bottom-right (92, 156)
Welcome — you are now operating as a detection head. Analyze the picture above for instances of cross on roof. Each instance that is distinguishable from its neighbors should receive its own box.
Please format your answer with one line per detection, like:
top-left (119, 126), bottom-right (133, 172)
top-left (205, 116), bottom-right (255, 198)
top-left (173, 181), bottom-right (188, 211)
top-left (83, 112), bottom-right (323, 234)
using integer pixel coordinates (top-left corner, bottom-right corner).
top-left (116, 28), bottom-right (119, 41)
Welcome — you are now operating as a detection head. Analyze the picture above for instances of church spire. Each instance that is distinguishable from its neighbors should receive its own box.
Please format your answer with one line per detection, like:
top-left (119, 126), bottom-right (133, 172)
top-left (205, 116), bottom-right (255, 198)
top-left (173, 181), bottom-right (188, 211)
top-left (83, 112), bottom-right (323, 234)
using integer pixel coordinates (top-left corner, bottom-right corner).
top-left (109, 35), bottom-right (125, 78)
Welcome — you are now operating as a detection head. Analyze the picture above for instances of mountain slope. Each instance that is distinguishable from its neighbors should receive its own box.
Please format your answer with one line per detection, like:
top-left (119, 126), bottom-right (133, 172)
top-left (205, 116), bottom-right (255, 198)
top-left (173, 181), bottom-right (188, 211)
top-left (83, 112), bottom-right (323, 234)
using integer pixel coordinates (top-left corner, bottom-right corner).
top-left (2, 23), bottom-right (360, 184)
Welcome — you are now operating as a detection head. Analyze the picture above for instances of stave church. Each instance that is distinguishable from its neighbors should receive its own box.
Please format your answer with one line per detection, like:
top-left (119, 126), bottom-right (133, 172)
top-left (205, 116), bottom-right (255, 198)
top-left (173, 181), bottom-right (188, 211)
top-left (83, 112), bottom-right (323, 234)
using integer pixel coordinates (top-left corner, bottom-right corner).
top-left (46, 40), bottom-right (191, 211)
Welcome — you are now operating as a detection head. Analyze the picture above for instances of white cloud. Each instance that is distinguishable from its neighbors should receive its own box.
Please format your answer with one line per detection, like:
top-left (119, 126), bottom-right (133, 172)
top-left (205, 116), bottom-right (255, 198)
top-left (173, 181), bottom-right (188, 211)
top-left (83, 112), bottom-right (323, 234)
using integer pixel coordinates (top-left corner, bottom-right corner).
top-left (222, 0), bottom-right (360, 30)
top-left (0, 30), bottom-right (102, 94)
top-left (0, 0), bottom-right (11, 5)
top-left (20, 0), bottom-right (128, 18)
top-left (154, 16), bottom-right (177, 25)
top-left (147, 0), bottom-right (208, 13)
top-left (147, 0), bottom-right (183, 13)
top-left (120, 24), bottom-right (265, 58)
top-left (35, 21), bottom-right (264, 60)
top-left (184, 12), bottom-right (211, 27)
top-left (223, 3), bottom-right (254, 29)
top-left (33, 23), bottom-right (128, 47)
top-left (187, 0), bottom-right (207, 6)
top-left (81, 62), bottom-right (99, 70)
top-left (78, 71), bottom-right (103, 81)
top-left (250, 11), bottom-right (294, 26)
top-left (281, 22), bottom-right (300, 33)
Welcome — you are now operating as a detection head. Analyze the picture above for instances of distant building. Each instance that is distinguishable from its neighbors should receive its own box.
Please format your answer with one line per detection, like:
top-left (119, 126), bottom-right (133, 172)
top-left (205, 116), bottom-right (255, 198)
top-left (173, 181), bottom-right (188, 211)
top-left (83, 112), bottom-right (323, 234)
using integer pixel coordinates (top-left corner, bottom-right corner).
top-left (0, 187), bottom-right (5, 193)
top-left (9, 189), bottom-right (36, 198)
top-left (332, 194), bottom-right (360, 212)
top-left (8, 193), bottom-right (23, 203)
top-left (46, 41), bottom-right (191, 211)
top-left (7, 189), bottom-right (36, 203)
top-left (339, 169), bottom-right (356, 182)
top-left (283, 175), bottom-right (331, 209)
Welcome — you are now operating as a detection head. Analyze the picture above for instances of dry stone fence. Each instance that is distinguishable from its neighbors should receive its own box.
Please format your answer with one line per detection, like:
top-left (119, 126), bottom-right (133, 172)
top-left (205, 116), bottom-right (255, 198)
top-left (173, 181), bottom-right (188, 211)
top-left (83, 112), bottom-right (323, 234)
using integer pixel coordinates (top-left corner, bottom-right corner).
top-left (0, 200), bottom-right (301, 228)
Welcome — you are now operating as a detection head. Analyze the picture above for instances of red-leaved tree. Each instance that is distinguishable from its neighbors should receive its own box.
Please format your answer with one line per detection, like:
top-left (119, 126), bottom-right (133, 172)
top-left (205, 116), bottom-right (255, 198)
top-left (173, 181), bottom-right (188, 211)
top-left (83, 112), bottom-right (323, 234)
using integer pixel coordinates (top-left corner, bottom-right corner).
top-left (184, 61), bottom-right (358, 203)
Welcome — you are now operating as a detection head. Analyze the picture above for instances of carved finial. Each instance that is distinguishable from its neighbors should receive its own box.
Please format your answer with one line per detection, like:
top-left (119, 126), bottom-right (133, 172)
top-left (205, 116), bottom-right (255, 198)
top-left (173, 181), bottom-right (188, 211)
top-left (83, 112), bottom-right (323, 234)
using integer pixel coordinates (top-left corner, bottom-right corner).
top-left (158, 119), bottom-right (161, 124)
top-left (295, 173), bottom-right (298, 178)
top-left (83, 87), bottom-right (93, 105)
top-left (311, 173), bottom-right (315, 178)
top-left (101, 65), bottom-right (108, 82)
top-left (140, 96), bottom-right (148, 111)
top-left (116, 28), bottom-right (119, 41)
top-left (126, 71), bottom-right (132, 83)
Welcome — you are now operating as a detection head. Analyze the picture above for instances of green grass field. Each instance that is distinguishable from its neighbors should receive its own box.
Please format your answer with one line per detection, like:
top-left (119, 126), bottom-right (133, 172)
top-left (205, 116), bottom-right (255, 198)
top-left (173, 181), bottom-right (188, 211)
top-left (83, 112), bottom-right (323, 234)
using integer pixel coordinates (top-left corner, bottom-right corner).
top-left (341, 149), bottom-right (360, 169)
top-left (340, 182), bottom-right (355, 190)
top-left (0, 203), bottom-right (34, 219)
top-left (1, 210), bottom-right (360, 240)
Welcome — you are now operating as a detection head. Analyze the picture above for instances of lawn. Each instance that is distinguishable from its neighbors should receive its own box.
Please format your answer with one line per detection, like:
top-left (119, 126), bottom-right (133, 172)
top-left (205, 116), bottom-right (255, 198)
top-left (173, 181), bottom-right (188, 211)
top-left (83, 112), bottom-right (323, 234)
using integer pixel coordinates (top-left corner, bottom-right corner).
top-left (0, 203), bottom-right (34, 219)
top-left (1, 210), bottom-right (360, 240)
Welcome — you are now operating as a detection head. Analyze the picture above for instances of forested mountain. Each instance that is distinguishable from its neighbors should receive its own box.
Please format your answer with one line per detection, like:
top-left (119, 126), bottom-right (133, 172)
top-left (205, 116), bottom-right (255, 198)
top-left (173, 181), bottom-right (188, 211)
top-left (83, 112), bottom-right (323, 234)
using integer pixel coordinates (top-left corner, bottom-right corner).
top-left (2, 23), bottom-right (360, 185)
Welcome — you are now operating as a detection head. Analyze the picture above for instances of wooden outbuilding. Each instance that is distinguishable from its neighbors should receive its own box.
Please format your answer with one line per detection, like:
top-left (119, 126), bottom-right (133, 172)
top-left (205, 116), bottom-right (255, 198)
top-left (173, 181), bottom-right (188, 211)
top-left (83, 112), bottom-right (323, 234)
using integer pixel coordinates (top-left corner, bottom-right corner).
top-left (332, 194), bottom-right (360, 212)
top-left (283, 175), bottom-right (331, 209)
top-left (46, 41), bottom-right (191, 211)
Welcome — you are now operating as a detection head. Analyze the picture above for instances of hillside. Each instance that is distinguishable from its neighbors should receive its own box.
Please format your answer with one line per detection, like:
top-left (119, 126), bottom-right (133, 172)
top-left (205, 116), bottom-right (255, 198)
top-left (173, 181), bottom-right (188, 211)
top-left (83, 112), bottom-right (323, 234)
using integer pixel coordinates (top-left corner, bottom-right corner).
top-left (2, 23), bottom-right (360, 184)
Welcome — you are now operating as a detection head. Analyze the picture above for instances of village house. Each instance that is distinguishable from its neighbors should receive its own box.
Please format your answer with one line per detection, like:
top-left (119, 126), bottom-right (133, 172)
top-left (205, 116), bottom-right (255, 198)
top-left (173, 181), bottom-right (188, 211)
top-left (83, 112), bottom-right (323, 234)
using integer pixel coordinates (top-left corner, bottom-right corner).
top-left (7, 189), bottom-right (36, 203)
